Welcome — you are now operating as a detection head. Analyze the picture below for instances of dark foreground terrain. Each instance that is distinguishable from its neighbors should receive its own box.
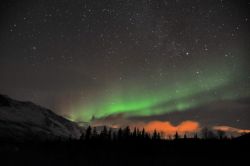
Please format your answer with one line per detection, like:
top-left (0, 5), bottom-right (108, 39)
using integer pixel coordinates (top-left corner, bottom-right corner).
top-left (0, 95), bottom-right (249, 166)
top-left (0, 138), bottom-right (249, 166)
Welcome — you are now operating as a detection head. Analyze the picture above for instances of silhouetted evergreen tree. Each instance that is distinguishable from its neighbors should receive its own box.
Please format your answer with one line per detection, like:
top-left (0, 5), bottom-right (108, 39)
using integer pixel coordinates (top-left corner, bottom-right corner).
top-left (174, 132), bottom-right (179, 140)
top-left (152, 129), bottom-right (158, 140)
top-left (141, 128), bottom-right (145, 139)
top-left (184, 133), bottom-right (187, 139)
top-left (85, 126), bottom-right (92, 140)
top-left (92, 127), bottom-right (98, 140)
top-left (80, 132), bottom-right (85, 140)
top-left (123, 126), bottom-right (131, 140)
top-left (201, 127), bottom-right (209, 139)
top-left (112, 131), bottom-right (117, 140)
top-left (108, 128), bottom-right (112, 140)
top-left (132, 127), bottom-right (137, 138)
top-left (100, 126), bottom-right (108, 140)
top-left (136, 128), bottom-right (141, 138)
top-left (118, 128), bottom-right (123, 140)
top-left (156, 132), bottom-right (161, 140)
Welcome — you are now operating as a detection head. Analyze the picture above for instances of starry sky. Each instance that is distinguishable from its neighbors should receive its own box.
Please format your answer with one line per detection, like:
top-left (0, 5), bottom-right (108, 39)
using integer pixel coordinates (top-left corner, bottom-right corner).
top-left (0, 0), bottom-right (250, 134)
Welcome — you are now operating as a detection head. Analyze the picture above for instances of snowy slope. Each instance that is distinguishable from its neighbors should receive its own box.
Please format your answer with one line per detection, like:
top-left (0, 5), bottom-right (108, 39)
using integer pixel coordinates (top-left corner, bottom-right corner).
top-left (0, 94), bottom-right (81, 140)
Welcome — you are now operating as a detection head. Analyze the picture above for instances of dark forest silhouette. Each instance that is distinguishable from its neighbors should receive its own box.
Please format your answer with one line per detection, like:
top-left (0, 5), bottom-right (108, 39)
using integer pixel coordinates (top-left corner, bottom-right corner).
top-left (1, 126), bottom-right (249, 166)
top-left (78, 126), bottom-right (229, 141)
top-left (80, 126), bottom-right (161, 141)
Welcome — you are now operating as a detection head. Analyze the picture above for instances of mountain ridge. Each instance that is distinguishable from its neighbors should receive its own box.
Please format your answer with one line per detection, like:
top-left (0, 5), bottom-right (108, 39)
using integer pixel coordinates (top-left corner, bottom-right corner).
top-left (0, 94), bottom-right (82, 141)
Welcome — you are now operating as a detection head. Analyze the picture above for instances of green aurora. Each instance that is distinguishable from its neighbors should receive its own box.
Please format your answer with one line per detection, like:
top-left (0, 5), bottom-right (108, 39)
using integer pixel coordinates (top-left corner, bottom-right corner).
top-left (69, 57), bottom-right (248, 122)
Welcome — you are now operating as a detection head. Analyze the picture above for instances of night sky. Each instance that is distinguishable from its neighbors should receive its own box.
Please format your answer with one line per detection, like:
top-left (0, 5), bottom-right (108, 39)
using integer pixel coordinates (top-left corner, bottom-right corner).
top-left (1, 0), bottom-right (250, 134)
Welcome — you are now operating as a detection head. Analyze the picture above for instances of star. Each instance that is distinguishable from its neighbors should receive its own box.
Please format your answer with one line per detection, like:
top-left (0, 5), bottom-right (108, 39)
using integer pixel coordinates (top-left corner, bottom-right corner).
top-left (32, 46), bottom-right (37, 50)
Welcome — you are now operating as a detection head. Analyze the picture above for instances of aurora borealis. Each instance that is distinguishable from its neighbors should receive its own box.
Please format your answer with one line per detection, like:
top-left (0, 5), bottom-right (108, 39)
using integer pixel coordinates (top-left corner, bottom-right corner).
top-left (69, 56), bottom-right (247, 122)
top-left (0, 0), bottom-right (250, 134)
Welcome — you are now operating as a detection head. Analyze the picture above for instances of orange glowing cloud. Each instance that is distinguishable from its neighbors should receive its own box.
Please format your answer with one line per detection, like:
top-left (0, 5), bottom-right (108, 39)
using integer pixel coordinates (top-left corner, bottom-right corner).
top-left (213, 126), bottom-right (250, 134)
top-left (143, 120), bottom-right (200, 136)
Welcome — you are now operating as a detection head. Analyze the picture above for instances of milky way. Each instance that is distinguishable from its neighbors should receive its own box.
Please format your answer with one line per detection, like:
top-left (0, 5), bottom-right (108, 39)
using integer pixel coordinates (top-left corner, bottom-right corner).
top-left (0, 1), bottom-right (249, 127)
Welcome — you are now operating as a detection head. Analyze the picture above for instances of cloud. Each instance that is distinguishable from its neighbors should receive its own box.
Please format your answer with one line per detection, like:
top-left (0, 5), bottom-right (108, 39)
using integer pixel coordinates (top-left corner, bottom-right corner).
top-left (129, 98), bottom-right (250, 130)
top-left (91, 115), bottom-right (200, 136)
top-left (213, 126), bottom-right (250, 134)
top-left (143, 120), bottom-right (200, 136)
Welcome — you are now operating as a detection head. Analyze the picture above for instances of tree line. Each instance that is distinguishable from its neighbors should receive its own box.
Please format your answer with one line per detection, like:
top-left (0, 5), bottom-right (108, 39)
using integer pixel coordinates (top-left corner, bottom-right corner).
top-left (79, 126), bottom-right (229, 141)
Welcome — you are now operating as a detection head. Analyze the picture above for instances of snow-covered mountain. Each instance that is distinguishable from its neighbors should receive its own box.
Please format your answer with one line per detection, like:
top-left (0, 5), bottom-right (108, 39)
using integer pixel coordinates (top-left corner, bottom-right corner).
top-left (0, 94), bottom-right (82, 141)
